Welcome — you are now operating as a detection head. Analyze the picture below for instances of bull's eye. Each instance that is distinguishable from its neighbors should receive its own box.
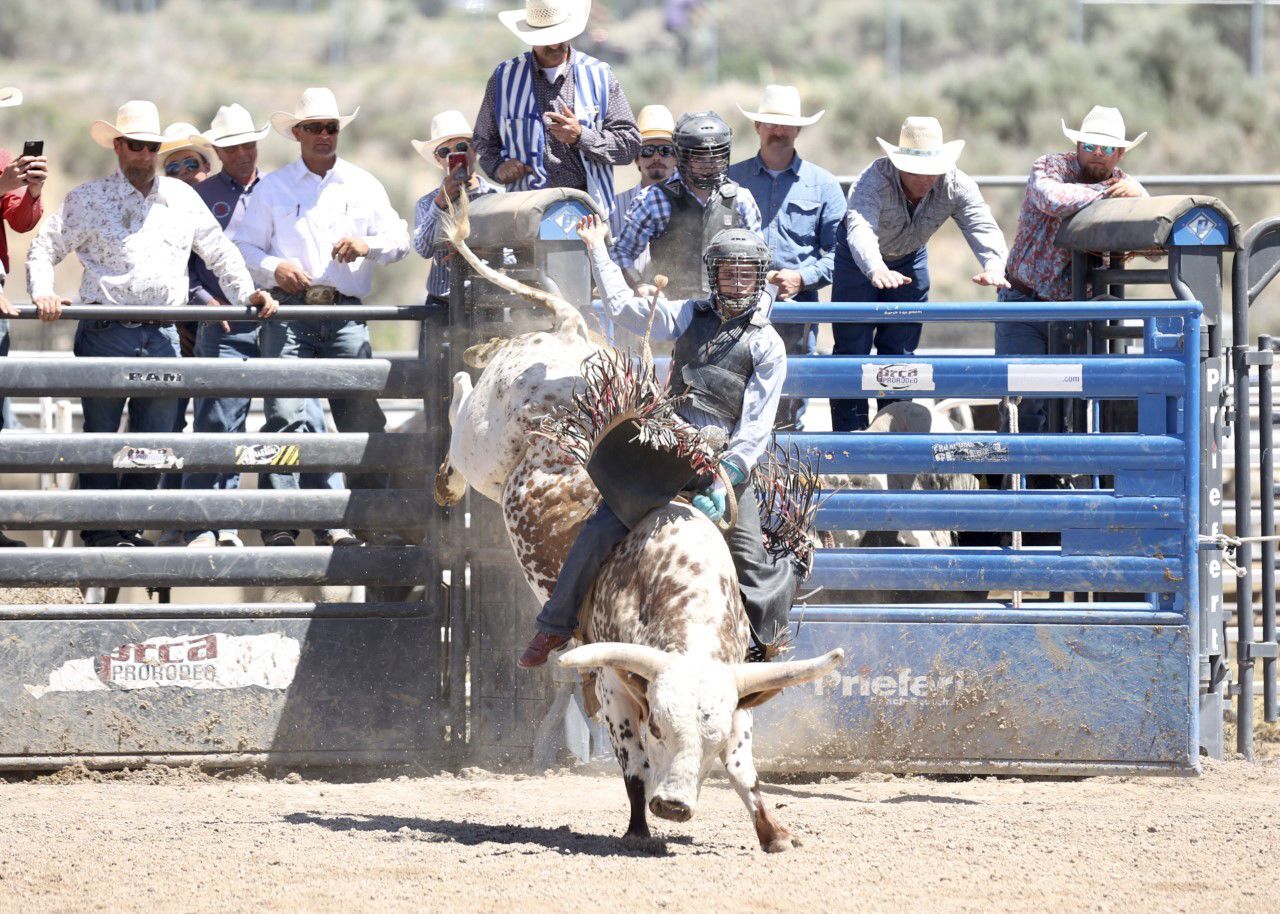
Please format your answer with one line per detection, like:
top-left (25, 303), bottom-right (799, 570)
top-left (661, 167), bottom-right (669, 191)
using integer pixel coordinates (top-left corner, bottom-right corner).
top-left (649, 719), bottom-right (663, 740)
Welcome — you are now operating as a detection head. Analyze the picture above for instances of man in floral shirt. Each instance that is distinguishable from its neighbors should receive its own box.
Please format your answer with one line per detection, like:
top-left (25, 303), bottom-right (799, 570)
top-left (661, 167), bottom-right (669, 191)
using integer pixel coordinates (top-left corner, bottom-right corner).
top-left (998, 105), bottom-right (1146, 433)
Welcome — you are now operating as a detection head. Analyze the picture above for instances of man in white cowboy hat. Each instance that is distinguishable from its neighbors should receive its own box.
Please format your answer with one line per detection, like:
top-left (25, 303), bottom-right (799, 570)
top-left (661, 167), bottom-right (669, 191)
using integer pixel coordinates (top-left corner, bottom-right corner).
top-left (411, 109), bottom-right (501, 309)
top-left (472, 0), bottom-right (640, 216)
top-left (234, 87), bottom-right (409, 548)
top-left (607, 104), bottom-right (677, 244)
top-left (158, 122), bottom-right (216, 186)
top-left (25, 99), bottom-right (277, 549)
top-left (829, 115), bottom-right (1008, 432)
top-left (0, 85), bottom-right (46, 548)
top-left (997, 105), bottom-right (1146, 435)
top-left (729, 84), bottom-right (845, 429)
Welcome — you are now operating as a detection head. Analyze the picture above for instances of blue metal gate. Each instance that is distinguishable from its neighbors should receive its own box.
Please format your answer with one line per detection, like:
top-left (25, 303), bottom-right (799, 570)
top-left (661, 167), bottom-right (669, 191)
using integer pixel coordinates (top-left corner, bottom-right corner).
top-left (753, 299), bottom-right (1202, 776)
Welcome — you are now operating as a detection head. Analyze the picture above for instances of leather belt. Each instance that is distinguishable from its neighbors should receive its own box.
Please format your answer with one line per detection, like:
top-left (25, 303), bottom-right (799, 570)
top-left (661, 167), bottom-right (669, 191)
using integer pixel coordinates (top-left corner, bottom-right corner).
top-left (93, 320), bottom-right (175, 329)
top-left (1005, 273), bottom-right (1042, 300)
top-left (269, 285), bottom-right (360, 306)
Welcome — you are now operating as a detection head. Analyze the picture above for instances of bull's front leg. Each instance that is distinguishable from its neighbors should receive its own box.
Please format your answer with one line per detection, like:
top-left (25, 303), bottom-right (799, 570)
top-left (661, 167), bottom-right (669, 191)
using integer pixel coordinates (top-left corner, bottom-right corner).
top-left (597, 670), bottom-right (651, 842)
top-left (721, 707), bottom-right (801, 853)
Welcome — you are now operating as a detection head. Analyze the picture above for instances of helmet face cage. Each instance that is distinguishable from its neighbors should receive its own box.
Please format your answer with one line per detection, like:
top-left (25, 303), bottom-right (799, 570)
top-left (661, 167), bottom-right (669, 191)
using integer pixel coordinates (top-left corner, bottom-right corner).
top-left (676, 144), bottom-right (731, 189)
top-left (705, 253), bottom-right (768, 319)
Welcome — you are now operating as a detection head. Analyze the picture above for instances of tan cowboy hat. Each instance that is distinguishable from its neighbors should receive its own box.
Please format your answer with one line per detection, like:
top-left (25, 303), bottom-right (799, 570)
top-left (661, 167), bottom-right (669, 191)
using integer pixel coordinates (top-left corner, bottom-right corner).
top-left (90, 100), bottom-right (168, 150)
top-left (637, 104), bottom-right (675, 141)
top-left (411, 109), bottom-right (474, 163)
top-left (1062, 105), bottom-right (1146, 150)
top-left (203, 104), bottom-right (270, 147)
top-left (876, 116), bottom-right (964, 176)
top-left (159, 122), bottom-right (217, 165)
top-left (270, 88), bottom-right (359, 141)
top-left (0, 87), bottom-right (22, 108)
top-left (498, 0), bottom-right (589, 46)
top-left (737, 84), bottom-right (824, 128)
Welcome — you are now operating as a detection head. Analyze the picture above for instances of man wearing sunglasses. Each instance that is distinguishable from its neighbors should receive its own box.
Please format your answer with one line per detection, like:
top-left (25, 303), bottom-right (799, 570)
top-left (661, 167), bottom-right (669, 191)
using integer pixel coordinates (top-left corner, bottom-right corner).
top-left (234, 88), bottom-right (409, 548)
top-left (997, 105), bottom-right (1146, 435)
top-left (411, 110), bottom-right (499, 309)
top-left (25, 100), bottom-right (277, 549)
top-left (606, 105), bottom-right (677, 247)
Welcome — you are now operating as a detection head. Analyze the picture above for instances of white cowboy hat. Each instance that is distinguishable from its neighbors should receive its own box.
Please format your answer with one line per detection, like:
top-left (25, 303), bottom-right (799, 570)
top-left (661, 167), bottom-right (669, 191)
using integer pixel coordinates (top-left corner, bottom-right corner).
top-left (270, 88), bottom-right (359, 141)
top-left (1062, 105), bottom-right (1146, 151)
top-left (90, 100), bottom-right (168, 150)
top-left (158, 122), bottom-right (217, 164)
top-left (876, 116), bottom-right (965, 176)
top-left (498, 0), bottom-right (589, 46)
top-left (0, 87), bottom-right (22, 108)
top-left (203, 103), bottom-right (270, 147)
top-left (737, 84), bottom-right (824, 128)
top-left (637, 104), bottom-right (675, 141)
top-left (411, 109), bottom-right (474, 163)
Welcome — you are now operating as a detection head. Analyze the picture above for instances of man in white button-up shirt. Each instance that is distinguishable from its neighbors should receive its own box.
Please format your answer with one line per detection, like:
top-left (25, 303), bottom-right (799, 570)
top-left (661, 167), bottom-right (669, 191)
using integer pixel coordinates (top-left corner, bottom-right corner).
top-left (26, 100), bottom-right (276, 549)
top-left (233, 88), bottom-right (410, 547)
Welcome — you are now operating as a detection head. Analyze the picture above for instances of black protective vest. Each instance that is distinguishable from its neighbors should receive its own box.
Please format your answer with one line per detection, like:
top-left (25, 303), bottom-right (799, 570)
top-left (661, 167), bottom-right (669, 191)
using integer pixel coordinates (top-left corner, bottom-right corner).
top-left (647, 180), bottom-right (743, 299)
top-left (669, 301), bottom-right (771, 422)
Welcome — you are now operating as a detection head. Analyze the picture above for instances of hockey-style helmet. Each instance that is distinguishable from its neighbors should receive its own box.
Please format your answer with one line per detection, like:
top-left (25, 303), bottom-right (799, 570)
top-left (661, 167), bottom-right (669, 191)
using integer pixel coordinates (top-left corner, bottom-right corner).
top-left (704, 228), bottom-right (770, 319)
top-left (673, 110), bottom-right (732, 190)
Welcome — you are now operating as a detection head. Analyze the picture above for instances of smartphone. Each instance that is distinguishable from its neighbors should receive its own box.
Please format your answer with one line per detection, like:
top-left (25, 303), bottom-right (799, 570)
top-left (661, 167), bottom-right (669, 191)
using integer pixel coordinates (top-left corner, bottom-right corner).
top-left (446, 151), bottom-right (469, 182)
top-left (22, 140), bottom-right (42, 158)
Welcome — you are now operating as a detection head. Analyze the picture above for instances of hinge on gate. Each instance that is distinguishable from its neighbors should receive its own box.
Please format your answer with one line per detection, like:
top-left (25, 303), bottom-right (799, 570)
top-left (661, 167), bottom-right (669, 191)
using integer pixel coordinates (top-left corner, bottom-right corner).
top-left (1246, 350), bottom-right (1275, 367)
top-left (1245, 641), bottom-right (1280, 660)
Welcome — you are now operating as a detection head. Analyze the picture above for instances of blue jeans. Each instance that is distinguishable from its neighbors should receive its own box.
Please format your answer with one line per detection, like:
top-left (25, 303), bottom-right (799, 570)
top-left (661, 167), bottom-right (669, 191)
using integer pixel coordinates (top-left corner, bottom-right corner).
top-left (258, 319), bottom-right (387, 540)
top-left (773, 289), bottom-right (820, 430)
top-left (74, 321), bottom-right (181, 543)
top-left (829, 245), bottom-right (930, 431)
top-left (992, 288), bottom-right (1051, 434)
top-left (0, 318), bottom-right (11, 431)
top-left (182, 322), bottom-right (343, 543)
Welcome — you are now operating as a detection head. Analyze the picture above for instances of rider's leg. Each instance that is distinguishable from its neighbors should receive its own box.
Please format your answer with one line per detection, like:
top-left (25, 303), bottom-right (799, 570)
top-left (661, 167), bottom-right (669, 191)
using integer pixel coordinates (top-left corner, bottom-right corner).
top-left (723, 483), bottom-right (797, 654)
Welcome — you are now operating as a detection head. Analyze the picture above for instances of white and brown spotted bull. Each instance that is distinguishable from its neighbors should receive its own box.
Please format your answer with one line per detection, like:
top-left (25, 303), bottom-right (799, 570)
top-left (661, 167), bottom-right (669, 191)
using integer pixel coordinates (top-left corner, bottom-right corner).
top-left (433, 195), bottom-right (842, 851)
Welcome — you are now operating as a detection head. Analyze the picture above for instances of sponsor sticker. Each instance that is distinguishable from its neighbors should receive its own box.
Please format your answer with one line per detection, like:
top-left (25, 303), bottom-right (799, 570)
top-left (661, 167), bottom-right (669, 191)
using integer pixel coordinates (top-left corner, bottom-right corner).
top-left (235, 444), bottom-right (301, 467)
top-left (931, 441), bottom-right (1010, 463)
top-left (23, 633), bottom-right (301, 698)
top-left (125, 371), bottom-right (184, 383)
top-left (1008, 363), bottom-right (1083, 392)
top-left (812, 666), bottom-right (976, 707)
top-left (112, 446), bottom-right (184, 470)
top-left (862, 362), bottom-right (934, 392)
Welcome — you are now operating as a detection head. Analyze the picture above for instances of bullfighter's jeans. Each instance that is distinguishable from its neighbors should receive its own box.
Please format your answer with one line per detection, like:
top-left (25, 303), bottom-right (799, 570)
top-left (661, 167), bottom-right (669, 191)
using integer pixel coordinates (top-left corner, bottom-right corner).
top-left (829, 244), bottom-right (930, 431)
top-left (535, 483), bottom-right (797, 649)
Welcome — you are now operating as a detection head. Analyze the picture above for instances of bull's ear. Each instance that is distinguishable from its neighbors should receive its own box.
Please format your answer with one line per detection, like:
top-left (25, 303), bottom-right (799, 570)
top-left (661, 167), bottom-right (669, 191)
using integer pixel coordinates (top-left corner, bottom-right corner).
top-left (617, 671), bottom-right (651, 721)
top-left (737, 688), bottom-right (782, 710)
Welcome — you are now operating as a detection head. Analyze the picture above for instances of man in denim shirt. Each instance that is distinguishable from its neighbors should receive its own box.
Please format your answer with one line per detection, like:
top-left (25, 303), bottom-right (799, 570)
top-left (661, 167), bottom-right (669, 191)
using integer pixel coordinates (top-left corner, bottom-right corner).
top-left (729, 85), bottom-right (845, 428)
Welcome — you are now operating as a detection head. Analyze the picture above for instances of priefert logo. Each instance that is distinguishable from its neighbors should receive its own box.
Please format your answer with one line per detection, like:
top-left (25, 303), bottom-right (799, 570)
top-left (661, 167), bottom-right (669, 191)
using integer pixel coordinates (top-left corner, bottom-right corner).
top-left (812, 666), bottom-right (973, 705)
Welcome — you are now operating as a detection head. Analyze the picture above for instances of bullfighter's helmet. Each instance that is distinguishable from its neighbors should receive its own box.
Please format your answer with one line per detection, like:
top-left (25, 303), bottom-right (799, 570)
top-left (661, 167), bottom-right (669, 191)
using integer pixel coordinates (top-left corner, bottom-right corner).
top-left (673, 110), bottom-right (732, 190)
top-left (704, 228), bottom-right (770, 320)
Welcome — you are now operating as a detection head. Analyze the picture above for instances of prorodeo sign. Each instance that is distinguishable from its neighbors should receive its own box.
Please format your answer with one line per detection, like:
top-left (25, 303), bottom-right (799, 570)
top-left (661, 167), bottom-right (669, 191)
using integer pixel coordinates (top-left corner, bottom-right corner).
top-left (863, 362), bottom-right (935, 392)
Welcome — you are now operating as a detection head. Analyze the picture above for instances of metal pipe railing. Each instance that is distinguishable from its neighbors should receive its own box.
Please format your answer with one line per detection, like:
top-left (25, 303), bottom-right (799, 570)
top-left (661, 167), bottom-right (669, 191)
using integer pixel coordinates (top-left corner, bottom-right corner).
top-left (1258, 337), bottom-right (1278, 722)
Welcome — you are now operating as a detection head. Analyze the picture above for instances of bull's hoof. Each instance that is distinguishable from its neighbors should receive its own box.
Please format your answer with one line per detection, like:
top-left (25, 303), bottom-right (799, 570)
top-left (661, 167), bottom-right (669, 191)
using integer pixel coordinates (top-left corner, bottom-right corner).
top-left (434, 462), bottom-right (465, 506)
top-left (762, 831), bottom-right (802, 853)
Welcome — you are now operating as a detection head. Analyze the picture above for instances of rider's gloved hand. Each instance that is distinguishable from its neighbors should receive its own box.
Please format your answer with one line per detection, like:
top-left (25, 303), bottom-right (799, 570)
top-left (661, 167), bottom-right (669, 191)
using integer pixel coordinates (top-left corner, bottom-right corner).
top-left (722, 459), bottom-right (747, 487)
top-left (692, 477), bottom-right (727, 522)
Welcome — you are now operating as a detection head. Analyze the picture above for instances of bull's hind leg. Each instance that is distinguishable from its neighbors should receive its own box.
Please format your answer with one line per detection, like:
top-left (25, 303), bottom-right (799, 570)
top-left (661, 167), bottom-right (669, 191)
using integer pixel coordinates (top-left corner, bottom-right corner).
top-left (598, 670), bottom-right (651, 841)
top-left (721, 708), bottom-right (801, 853)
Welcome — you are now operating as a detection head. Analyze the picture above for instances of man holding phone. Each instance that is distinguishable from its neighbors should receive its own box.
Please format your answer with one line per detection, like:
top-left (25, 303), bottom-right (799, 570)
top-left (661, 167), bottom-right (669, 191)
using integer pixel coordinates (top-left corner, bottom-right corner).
top-left (0, 86), bottom-right (44, 548)
top-left (411, 109), bottom-right (499, 308)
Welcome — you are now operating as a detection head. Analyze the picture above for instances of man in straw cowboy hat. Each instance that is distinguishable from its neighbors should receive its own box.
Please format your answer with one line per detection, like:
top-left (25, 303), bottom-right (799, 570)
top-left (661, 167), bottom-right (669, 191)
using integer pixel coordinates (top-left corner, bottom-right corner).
top-left (472, 0), bottom-right (640, 216)
top-left (729, 84), bottom-right (845, 429)
top-left (411, 109), bottom-right (500, 309)
top-left (608, 103), bottom-right (677, 244)
top-left (158, 122), bottom-right (216, 186)
top-left (830, 115), bottom-right (1008, 432)
top-left (997, 105), bottom-right (1146, 435)
top-left (234, 87), bottom-right (409, 548)
top-left (0, 84), bottom-right (46, 547)
top-left (25, 100), bottom-right (277, 549)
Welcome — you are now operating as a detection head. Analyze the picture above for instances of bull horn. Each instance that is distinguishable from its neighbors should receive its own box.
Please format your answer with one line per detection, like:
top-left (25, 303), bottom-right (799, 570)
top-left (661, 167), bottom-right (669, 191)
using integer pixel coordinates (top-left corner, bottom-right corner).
top-left (558, 642), bottom-right (673, 681)
top-left (732, 648), bottom-right (845, 699)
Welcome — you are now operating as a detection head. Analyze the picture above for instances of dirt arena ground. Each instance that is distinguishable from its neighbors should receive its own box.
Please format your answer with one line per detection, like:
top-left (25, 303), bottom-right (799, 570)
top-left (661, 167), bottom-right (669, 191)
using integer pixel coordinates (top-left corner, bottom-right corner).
top-left (1, 753), bottom-right (1277, 914)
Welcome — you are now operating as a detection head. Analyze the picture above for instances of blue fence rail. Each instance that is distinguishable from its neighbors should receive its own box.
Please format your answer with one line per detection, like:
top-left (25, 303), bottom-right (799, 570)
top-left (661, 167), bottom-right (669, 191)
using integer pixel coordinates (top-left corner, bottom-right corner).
top-left (750, 300), bottom-right (1202, 776)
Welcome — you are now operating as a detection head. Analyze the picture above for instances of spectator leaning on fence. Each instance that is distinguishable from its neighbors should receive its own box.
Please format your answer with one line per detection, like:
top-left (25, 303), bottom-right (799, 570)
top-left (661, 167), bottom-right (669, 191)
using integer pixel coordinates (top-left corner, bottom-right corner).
top-left (997, 105), bottom-right (1147, 435)
top-left (233, 88), bottom-right (409, 549)
top-left (25, 100), bottom-right (277, 549)
top-left (728, 84), bottom-right (845, 430)
top-left (472, 0), bottom-right (640, 218)
top-left (830, 116), bottom-right (1008, 432)
top-left (412, 109), bottom-right (500, 310)
top-left (0, 84), bottom-right (44, 548)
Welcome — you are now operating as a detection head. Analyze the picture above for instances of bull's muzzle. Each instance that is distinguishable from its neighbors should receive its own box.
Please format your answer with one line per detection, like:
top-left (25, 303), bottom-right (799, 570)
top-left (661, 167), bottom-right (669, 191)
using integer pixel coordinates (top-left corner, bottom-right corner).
top-left (649, 796), bottom-right (693, 823)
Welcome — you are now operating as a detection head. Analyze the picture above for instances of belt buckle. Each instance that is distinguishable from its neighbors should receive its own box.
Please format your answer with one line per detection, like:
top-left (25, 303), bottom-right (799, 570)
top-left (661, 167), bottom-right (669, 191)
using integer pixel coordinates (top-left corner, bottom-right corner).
top-left (305, 285), bottom-right (338, 306)
top-left (120, 321), bottom-right (143, 328)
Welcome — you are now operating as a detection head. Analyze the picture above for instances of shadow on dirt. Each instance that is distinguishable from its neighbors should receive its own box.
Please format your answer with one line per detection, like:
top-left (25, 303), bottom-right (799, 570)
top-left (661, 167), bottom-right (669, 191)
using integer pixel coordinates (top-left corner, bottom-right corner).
top-left (283, 811), bottom-right (694, 857)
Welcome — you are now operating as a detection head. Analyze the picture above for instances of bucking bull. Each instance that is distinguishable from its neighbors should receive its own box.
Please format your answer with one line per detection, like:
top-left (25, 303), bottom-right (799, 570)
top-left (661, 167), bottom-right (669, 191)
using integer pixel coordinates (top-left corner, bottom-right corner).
top-left (433, 199), bottom-right (842, 852)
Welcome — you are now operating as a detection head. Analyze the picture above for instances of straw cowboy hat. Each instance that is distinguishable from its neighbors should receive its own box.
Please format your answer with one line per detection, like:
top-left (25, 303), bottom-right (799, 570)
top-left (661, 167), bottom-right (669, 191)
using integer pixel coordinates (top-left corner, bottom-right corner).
top-left (498, 0), bottom-right (589, 46)
top-left (0, 87), bottom-right (22, 108)
top-left (202, 104), bottom-right (270, 147)
top-left (737, 84), bottom-right (825, 128)
top-left (1062, 105), bottom-right (1146, 150)
top-left (90, 100), bottom-right (168, 150)
top-left (158, 122), bottom-right (217, 164)
top-left (637, 104), bottom-right (675, 141)
top-left (876, 116), bottom-right (964, 176)
top-left (411, 110), bottom-right (473, 163)
top-left (270, 88), bottom-right (359, 141)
